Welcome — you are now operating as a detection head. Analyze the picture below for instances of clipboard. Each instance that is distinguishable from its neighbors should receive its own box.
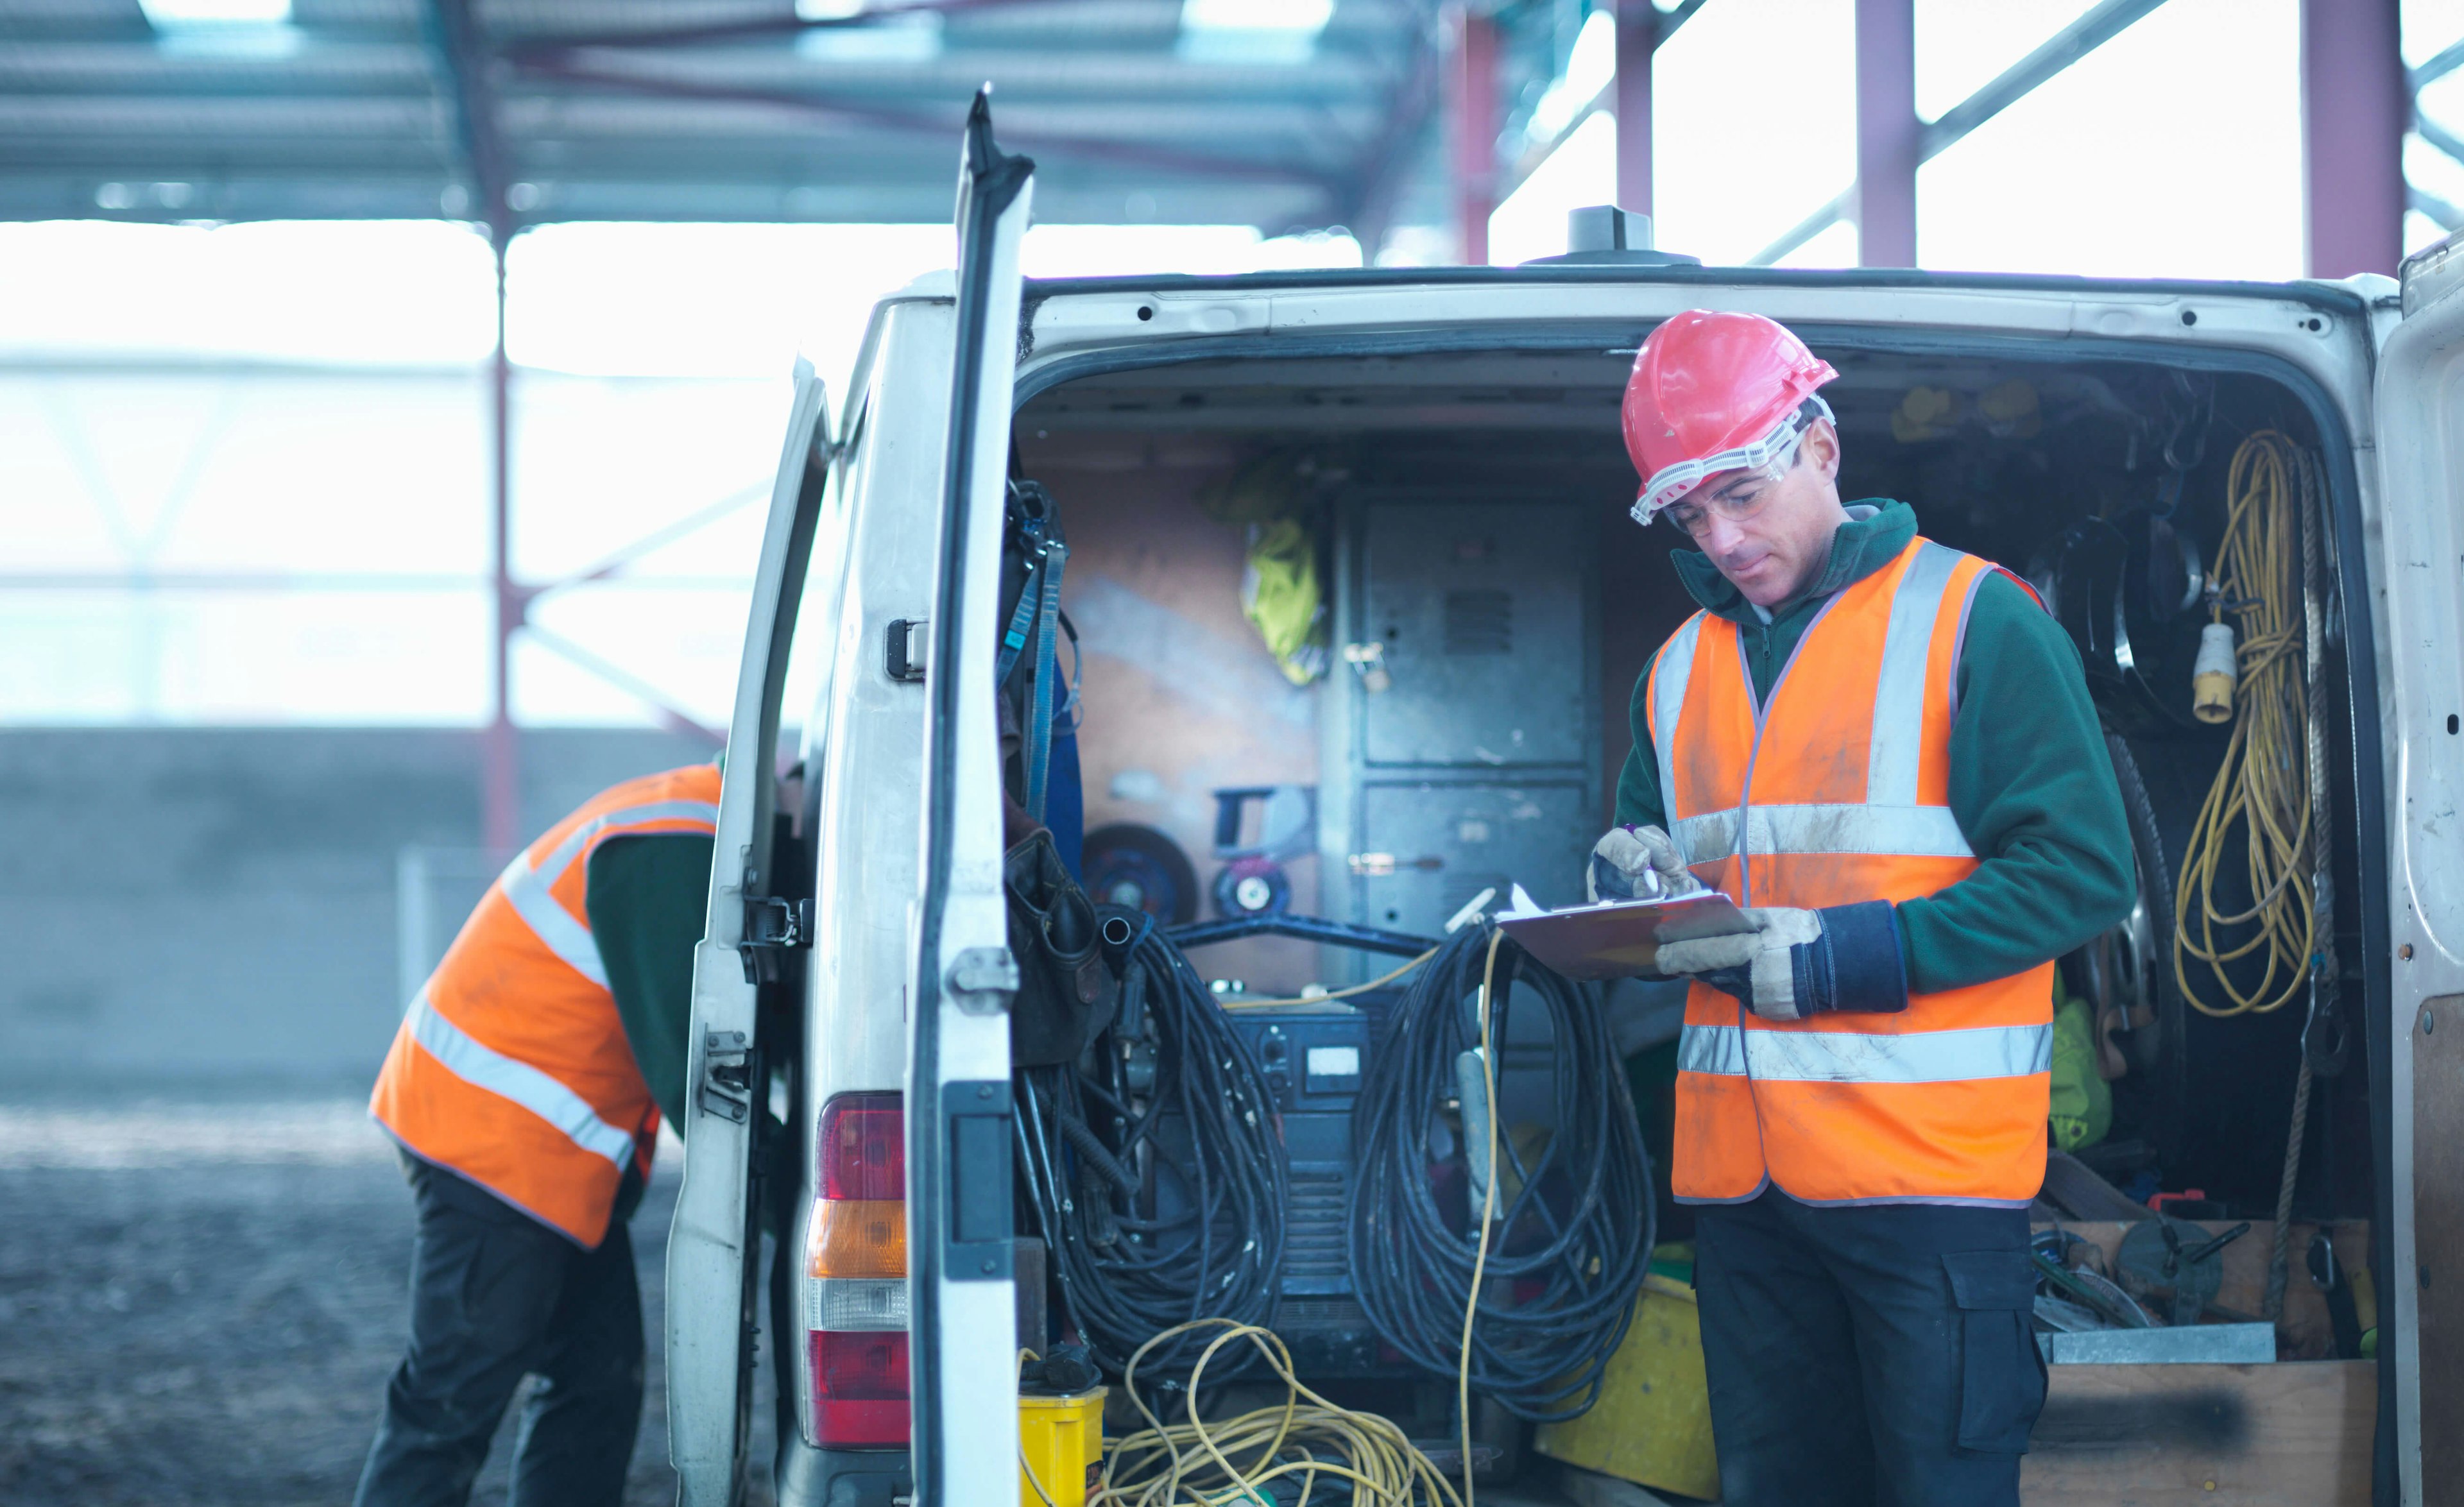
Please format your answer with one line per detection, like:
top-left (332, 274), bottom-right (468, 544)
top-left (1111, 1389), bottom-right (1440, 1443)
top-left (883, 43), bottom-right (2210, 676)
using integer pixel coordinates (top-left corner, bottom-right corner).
top-left (1495, 883), bottom-right (1752, 981)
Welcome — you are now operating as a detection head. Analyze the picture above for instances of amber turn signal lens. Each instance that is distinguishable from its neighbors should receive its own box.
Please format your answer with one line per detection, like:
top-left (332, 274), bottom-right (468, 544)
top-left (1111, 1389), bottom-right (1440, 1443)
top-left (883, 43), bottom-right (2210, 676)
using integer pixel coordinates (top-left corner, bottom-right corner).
top-left (808, 1198), bottom-right (905, 1279)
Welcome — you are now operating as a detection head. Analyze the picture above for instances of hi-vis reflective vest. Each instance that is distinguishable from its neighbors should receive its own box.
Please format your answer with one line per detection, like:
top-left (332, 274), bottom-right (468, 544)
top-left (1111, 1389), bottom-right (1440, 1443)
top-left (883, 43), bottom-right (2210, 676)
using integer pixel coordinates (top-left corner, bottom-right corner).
top-left (372, 765), bottom-right (721, 1246)
top-left (1652, 538), bottom-right (2053, 1207)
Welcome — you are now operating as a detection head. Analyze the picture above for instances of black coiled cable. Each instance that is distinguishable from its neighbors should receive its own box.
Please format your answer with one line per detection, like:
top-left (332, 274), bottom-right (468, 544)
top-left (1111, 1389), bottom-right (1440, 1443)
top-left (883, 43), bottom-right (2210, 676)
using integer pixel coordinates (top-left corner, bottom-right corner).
top-left (1345, 922), bottom-right (1655, 1422)
top-left (1014, 910), bottom-right (1288, 1383)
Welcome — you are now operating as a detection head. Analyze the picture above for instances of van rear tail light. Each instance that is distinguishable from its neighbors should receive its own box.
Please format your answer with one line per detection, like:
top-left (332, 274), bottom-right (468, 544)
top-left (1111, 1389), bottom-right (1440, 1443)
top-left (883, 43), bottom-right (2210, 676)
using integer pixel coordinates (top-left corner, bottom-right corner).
top-left (807, 1092), bottom-right (910, 1448)
top-left (809, 1331), bottom-right (912, 1448)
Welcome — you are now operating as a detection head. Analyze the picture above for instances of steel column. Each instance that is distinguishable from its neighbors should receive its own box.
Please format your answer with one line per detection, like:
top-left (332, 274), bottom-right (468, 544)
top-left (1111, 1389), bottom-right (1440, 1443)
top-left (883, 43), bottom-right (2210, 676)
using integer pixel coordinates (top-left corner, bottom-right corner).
top-left (483, 239), bottom-right (520, 854)
top-left (2302, 0), bottom-right (2404, 278)
top-left (1854, 0), bottom-right (1918, 267)
top-left (1448, 5), bottom-right (1500, 264)
top-left (1614, 0), bottom-right (1654, 216)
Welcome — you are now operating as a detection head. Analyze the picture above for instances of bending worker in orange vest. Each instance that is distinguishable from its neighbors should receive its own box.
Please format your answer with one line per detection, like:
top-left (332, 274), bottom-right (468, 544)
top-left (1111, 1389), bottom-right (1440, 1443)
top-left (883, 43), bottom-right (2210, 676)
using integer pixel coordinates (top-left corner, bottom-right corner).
top-left (356, 763), bottom-right (721, 1506)
top-left (1590, 312), bottom-right (2135, 1506)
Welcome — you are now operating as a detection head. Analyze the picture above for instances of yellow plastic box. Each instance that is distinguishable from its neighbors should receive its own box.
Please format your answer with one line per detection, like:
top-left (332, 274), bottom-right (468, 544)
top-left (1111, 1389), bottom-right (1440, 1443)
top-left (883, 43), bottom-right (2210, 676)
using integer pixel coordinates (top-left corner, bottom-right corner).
top-left (1533, 1273), bottom-right (1720, 1501)
top-left (1019, 1386), bottom-right (1107, 1507)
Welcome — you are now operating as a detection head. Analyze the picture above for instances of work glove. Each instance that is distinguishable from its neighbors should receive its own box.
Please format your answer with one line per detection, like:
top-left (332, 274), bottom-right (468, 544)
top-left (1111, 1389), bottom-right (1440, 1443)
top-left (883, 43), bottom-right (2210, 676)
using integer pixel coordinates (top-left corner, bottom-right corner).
top-left (1587, 825), bottom-right (1703, 903)
top-left (1652, 901), bottom-right (1908, 1023)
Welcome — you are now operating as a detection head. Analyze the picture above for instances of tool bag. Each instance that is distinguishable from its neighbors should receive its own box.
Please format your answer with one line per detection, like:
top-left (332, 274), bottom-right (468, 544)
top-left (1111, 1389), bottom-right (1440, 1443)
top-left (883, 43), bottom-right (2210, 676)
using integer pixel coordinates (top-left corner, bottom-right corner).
top-left (1004, 828), bottom-right (1118, 1067)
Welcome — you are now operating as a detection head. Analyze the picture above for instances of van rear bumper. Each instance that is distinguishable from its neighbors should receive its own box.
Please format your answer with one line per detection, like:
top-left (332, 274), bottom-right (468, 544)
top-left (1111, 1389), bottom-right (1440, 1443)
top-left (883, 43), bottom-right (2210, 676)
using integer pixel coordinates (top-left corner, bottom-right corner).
top-left (774, 1436), bottom-right (913, 1507)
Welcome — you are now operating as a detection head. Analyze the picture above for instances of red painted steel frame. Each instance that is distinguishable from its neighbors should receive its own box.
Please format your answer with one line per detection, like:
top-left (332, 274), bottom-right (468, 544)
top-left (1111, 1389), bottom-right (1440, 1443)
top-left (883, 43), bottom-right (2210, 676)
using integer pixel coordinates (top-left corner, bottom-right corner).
top-left (1854, 0), bottom-right (1918, 268)
top-left (1615, 0), bottom-right (1655, 217)
top-left (1449, 5), bottom-right (1500, 264)
top-left (2302, 0), bottom-right (2404, 279)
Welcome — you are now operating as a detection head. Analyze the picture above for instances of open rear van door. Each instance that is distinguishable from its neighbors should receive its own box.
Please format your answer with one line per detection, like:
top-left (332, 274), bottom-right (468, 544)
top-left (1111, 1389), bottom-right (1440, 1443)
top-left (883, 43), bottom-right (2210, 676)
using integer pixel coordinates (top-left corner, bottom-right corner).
top-left (670, 364), bottom-right (834, 1506)
top-left (2370, 239), bottom-right (2464, 1503)
top-left (905, 93), bottom-right (1032, 1507)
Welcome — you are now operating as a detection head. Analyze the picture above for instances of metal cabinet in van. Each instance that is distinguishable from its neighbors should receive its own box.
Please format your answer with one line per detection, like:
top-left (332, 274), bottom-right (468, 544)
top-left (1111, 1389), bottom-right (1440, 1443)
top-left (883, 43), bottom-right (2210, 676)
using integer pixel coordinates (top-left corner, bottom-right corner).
top-left (663, 106), bottom-right (2464, 1506)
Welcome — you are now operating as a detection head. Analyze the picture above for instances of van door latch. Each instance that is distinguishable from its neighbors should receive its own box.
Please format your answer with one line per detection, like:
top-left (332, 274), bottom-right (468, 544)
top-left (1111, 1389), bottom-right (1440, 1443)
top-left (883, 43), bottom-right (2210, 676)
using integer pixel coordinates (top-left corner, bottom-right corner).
top-left (699, 1030), bottom-right (753, 1123)
top-left (947, 946), bottom-right (1019, 1014)
top-left (737, 896), bottom-right (814, 982)
top-left (886, 617), bottom-right (929, 683)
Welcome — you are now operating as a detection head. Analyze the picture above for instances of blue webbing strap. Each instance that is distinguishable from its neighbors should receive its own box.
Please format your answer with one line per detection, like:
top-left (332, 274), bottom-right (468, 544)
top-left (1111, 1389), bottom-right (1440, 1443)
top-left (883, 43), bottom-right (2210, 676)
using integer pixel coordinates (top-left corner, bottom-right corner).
top-left (1023, 539), bottom-right (1068, 822)
top-left (993, 529), bottom-right (1047, 688)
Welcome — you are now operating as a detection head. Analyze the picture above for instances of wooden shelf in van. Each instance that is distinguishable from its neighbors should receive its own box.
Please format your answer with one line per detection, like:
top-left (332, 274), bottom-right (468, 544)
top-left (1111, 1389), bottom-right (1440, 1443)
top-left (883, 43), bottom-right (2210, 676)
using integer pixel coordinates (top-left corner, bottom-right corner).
top-left (2024, 1359), bottom-right (2374, 1506)
top-left (2035, 1219), bottom-right (2372, 1361)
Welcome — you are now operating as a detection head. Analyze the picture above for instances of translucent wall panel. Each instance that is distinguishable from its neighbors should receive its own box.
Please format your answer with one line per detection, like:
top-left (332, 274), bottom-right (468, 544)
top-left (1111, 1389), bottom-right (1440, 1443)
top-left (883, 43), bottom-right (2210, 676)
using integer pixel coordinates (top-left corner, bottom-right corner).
top-left (517, 585), bottom-right (755, 730)
top-left (2406, 0), bottom-right (2464, 67)
top-left (0, 221), bottom-right (496, 367)
top-left (0, 365), bottom-right (493, 724)
top-left (1653, 0), bottom-right (1856, 266)
top-left (0, 370), bottom-right (490, 576)
top-left (1916, 0), bottom-right (2300, 280)
top-left (0, 588), bottom-right (490, 724)
top-left (509, 373), bottom-right (789, 582)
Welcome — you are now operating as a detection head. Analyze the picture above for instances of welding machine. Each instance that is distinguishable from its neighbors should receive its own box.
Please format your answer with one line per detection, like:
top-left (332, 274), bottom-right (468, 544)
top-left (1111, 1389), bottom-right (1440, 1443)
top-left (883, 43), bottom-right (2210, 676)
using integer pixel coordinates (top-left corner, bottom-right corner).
top-left (1150, 913), bottom-right (1559, 1381)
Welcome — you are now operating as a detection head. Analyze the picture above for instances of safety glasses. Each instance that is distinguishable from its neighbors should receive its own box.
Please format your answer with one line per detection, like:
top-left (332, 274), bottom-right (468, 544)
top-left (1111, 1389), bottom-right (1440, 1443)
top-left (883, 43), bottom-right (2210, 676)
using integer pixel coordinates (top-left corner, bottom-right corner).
top-left (1630, 396), bottom-right (1833, 531)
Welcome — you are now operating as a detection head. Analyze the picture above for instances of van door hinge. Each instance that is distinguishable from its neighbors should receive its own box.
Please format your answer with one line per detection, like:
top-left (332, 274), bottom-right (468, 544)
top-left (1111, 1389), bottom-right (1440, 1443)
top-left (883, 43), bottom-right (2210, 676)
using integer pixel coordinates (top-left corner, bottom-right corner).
top-left (699, 1030), bottom-right (753, 1123)
top-left (737, 896), bottom-right (814, 983)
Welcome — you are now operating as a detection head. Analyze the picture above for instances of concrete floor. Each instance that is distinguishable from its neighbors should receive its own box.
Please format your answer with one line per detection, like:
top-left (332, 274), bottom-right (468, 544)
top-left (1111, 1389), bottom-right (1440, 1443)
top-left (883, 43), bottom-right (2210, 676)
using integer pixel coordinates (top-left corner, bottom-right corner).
top-left (0, 1093), bottom-right (776, 1507)
top-left (0, 1093), bottom-right (1627, 1507)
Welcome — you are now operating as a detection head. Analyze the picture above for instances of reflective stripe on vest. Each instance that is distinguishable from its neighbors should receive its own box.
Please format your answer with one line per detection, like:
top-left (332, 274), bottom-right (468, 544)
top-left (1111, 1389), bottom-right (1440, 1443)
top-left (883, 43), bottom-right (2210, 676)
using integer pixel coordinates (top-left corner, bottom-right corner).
top-left (1677, 1021), bottom-right (2054, 1084)
top-left (1671, 803), bottom-right (1974, 864)
top-left (1650, 537), bottom-right (2053, 1207)
top-left (404, 991), bottom-right (640, 1168)
top-left (370, 765), bottom-right (721, 1246)
top-left (498, 797), bottom-right (721, 989)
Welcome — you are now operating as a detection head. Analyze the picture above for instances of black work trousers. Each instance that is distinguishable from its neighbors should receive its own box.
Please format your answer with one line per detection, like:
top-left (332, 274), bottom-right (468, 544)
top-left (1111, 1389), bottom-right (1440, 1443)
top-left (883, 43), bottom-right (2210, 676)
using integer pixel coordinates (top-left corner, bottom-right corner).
top-left (1693, 1189), bottom-right (2046, 1507)
top-left (355, 1157), bottom-right (645, 1507)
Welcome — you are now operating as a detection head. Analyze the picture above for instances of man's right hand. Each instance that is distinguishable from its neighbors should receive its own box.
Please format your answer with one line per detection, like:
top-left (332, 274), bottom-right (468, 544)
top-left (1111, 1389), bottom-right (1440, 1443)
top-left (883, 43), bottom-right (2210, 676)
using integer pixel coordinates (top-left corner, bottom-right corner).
top-left (1587, 825), bottom-right (1702, 903)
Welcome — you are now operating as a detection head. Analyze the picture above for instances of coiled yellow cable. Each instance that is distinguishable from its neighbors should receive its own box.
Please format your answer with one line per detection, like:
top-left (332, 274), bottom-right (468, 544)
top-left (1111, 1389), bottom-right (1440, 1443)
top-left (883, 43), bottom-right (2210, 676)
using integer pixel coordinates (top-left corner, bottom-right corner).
top-left (1090, 1320), bottom-right (1466, 1507)
top-left (2174, 430), bottom-right (2319, 1016)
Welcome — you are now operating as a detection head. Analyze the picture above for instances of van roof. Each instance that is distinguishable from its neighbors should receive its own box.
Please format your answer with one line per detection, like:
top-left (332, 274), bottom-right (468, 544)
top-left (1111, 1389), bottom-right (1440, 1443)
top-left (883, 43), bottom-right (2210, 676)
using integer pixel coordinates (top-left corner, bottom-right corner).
top-left (1018, 263), bottom-right (2390, 316)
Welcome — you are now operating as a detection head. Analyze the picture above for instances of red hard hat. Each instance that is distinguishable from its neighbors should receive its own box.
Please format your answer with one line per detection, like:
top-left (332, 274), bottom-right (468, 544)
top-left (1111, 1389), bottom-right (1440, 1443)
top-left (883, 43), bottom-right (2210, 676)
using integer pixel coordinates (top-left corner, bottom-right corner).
top-left (1622, 311), bottom-right (1838, 524)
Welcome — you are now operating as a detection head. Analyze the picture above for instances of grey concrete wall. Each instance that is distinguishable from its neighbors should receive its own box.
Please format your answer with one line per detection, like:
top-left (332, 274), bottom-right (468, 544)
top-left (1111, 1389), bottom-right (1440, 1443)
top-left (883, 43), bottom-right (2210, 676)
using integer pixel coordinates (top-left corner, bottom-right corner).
top-left (0, 728), bottom-right (714, 1090)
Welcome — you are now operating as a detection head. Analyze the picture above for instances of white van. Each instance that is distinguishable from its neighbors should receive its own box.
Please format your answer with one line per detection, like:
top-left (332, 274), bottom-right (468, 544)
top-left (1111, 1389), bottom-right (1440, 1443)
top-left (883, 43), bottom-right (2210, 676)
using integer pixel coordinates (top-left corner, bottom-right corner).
top-left (663, 103), bottom-right (2463, 1506)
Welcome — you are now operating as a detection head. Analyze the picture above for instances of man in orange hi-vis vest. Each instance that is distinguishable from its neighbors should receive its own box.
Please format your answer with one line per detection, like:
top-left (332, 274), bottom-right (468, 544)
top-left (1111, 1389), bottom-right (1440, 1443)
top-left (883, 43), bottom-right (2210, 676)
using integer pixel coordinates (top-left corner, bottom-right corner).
top-left (1591, 312), bottom-right (2135, 1507)
top-left (355, 763), bottom-right (721, 1507)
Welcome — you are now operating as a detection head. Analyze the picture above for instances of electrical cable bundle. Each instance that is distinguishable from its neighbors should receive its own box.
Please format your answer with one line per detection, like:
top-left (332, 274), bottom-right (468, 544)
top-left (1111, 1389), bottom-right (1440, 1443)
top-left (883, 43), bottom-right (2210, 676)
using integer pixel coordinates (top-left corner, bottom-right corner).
top-left (1089, 1320), bottom-right (1466, 1507)
top-left (1345, 921), bottom-right (1654, 1423)
top-left (2174, 430), bottom-right (2324, 1018)
top-left (1014, 913), bottom-right (1288, 1382)
top-left (2173, 428), bottom-right (2345, 1320)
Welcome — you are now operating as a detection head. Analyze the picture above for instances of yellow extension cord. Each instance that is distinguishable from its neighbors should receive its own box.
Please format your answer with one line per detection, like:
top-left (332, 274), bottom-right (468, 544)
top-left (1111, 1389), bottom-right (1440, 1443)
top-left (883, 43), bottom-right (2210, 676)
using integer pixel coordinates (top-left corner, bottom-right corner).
top-left (1089, 1320), bottom-right (1466, 1507)
top-left (2173, 430), bottom-right (2319, 1017)
top-left (1082, 933), bottom-right (1507, 1507)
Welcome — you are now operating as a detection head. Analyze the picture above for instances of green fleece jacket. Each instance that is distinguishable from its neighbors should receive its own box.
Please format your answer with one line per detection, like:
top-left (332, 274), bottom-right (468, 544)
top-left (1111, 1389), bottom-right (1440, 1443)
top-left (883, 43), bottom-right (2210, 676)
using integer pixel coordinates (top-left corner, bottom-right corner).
top-left (586, 833), bottom-right (714, 1133)
top-left (1613, 500), bottom-right (2137, 994)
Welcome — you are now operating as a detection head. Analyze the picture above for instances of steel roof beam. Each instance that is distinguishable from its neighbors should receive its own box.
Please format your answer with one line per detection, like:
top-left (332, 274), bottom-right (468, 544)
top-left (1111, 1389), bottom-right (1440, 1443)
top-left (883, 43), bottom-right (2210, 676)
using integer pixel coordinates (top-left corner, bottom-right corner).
top-left (422, 0), bottom-right (511, 242)
top-left (1914, 0), bottom-right (2169, 162)
top-left (2414, 35), bottom-right (2464, 92)
top-left (510, 53), bottom-right (1342, 188)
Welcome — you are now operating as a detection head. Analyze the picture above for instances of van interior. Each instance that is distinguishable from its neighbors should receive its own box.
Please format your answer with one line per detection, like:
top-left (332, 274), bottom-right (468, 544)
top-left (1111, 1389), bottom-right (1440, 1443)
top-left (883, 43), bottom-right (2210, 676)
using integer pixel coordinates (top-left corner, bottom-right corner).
top-left (993, 334), bottom-right (2376, 1500)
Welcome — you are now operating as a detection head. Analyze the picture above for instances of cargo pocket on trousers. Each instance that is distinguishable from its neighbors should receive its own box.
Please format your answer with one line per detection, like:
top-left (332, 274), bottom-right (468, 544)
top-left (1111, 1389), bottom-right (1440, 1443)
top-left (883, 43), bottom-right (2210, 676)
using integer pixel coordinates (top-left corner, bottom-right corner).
top-left (1942, 1248), bottom-right (2048, 1454)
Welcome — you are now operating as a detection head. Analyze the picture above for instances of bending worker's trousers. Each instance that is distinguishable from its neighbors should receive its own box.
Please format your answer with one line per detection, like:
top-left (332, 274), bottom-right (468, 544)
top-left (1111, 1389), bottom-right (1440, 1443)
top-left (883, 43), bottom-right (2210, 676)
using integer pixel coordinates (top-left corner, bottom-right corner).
top-left (1694, 1190), bottom-right (2048, 1507)
top-left (355, 1157), bottom-right (644, 1507)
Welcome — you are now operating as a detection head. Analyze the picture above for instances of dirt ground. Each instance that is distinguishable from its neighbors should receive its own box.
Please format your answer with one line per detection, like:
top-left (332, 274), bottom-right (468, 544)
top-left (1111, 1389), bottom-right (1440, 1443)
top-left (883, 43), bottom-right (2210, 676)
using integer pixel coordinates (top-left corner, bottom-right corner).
top-left (0, 1093), bottom-right (778, 1507)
